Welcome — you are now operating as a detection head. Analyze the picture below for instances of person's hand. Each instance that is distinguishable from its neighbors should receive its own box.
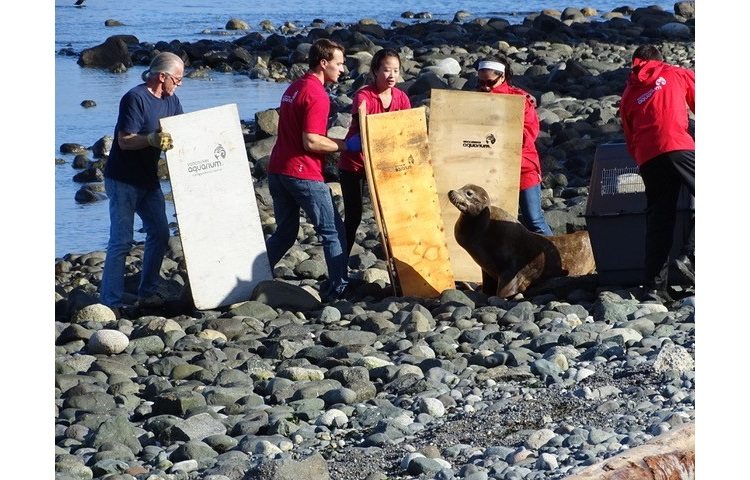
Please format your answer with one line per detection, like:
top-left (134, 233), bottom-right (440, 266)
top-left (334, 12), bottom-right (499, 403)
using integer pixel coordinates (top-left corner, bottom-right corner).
top-left (345, 134), bottom-right (362, 153)
top-left (147, 131), bottom-right (174, 151)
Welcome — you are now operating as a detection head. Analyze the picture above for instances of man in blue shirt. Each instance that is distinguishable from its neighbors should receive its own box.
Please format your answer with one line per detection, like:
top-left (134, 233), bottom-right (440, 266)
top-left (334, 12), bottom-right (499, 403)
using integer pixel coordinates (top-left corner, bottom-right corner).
top-left (99, 52), bottom-right (184, 316)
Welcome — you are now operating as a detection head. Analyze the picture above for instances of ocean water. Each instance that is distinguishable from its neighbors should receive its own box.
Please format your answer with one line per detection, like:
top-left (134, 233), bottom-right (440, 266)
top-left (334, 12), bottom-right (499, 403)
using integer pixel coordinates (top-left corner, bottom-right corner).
top-left (54, 0), bottom-right (678, 258)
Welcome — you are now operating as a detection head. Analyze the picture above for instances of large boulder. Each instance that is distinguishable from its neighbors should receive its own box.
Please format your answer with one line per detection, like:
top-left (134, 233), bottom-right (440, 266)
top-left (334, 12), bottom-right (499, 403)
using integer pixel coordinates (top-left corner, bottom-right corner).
top-left (407, 72), bottom-right (449, 96)
top-left (72, 154), bottom-right (89, 169)
top-left (75, 184), bottom-right (107, 204)
top-left (660, 22), bottom-right (692, 38)
top-left (630, 6), bottom-right (676, 29)
top-left (60, 143), bottom-right (88, 154)
top-left (226, 18), bottom-right (250, 30)
top-left (255, 109), bottom-right (279, 138)
top-left (73, 167), bottom-right (104, 183)
top-left (91, 135), bottom-right (113, 158)
top-left (248, 136), bottom-right (277, 161)
top-left (78, 35), bottom-right (139, 69)
top-left (674, 1), bottom-right (695, 19)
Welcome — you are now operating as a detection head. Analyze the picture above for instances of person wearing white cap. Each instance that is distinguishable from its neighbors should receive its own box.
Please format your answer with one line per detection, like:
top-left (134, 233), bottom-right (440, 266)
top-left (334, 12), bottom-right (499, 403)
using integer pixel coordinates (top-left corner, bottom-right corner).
top-left (476, 57), bottom-right (552, 236)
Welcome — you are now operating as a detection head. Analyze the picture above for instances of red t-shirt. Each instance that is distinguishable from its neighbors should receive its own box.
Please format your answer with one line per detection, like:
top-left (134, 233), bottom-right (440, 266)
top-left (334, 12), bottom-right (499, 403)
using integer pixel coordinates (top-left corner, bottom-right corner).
top-left (619, 59), bottom-right (695, 166)
top-left (338, 84), bottom-right (412, 173)
top-left (489, 82), bottom-right (542, 190)
top-left (268, 72), bottom-right (331, 181)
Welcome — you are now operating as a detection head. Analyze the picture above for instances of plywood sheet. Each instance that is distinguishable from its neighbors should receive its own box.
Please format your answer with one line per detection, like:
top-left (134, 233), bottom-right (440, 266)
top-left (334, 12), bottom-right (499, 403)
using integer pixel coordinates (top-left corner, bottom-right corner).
top-left (161, 103), bottom-right (272, 309)
top-left (363, 106), bottom-right (455, 297)
top-left (358, 102), bottom-right (397, 294)
top-left (429, 89), bottom-right (525, 282)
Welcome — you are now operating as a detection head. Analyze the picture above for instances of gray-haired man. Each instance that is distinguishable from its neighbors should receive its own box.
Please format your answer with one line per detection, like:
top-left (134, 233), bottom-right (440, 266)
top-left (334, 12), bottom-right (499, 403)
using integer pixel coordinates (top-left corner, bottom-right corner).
top-left (100, 52), bottom-right (185, 316)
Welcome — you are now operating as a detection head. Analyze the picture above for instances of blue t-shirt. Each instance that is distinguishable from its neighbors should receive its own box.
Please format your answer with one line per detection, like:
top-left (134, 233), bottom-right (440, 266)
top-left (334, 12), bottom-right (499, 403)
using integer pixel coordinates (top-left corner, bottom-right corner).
top-left (104, 84), bottom-right (183, 188)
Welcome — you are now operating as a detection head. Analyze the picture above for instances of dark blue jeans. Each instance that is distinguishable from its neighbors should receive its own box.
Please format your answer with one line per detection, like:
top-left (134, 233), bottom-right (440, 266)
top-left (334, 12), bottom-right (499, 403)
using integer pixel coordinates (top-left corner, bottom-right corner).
top-left (519, 183), bottom-right (552, 236)
top-left (100, 177), bottom-right (169, 307)
top-left (266, 174), bottom-right (349, 297)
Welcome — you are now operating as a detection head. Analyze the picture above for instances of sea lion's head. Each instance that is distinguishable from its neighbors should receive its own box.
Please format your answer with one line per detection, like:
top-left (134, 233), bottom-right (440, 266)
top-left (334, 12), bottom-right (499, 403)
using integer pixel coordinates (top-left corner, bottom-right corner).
top-left (448, 184), bottom-right (490, 216)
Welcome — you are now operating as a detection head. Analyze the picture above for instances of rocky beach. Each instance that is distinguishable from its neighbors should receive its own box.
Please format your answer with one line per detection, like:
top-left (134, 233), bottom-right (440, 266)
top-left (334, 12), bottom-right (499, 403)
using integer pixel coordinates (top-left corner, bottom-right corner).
top-left (54, 4), bottom-right (698, 480)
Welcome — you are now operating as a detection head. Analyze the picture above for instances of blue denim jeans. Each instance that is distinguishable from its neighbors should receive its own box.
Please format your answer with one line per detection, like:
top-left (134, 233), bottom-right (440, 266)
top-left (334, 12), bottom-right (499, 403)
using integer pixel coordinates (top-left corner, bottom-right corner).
top-left (519, 184), bottom-right (553, 236)
top-left (100, 177), bottom-right (169, 307)
top-left (266, 174), bottom-right (349, 297)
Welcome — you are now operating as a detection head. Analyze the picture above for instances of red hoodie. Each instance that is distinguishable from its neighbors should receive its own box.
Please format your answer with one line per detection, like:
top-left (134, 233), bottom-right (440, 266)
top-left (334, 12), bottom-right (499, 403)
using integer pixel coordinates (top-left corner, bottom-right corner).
top-left (489, 82), bottom-right (542, 190)
top-left (619, 58), bottom-right (695, 166)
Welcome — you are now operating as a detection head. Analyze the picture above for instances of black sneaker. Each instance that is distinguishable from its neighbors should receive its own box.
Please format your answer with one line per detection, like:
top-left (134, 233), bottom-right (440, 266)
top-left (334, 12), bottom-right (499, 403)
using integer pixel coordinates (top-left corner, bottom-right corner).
top-left (136, 293), bottom-right (166, 308)
top-left (321, 281), bottom-right (361, 303)
top-left (673, 255), bottom-right (695, 284)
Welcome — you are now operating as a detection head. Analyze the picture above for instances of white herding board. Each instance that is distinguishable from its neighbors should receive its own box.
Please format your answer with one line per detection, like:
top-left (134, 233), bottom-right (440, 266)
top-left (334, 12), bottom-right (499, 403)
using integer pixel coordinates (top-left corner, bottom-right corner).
top-left (161, 104), bottom-right (272, 309)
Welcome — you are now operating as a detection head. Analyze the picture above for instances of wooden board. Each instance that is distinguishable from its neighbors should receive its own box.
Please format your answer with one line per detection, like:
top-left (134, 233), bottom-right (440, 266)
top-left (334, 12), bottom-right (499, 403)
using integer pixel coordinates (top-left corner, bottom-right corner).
top-left (161, 103), bottom-right (272, 309)
top-left (358, 102), bottom-right (398, 295)
top-left (362, 106), bottom-right (455, 298)
top-left (429, 89), bottom-right (525, 282)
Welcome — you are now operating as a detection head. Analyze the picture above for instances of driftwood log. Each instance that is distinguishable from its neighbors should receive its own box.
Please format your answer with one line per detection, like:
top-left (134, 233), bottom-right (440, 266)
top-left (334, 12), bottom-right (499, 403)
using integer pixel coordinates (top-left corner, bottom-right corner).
top-left (562, 423), bottom-right (694, 480)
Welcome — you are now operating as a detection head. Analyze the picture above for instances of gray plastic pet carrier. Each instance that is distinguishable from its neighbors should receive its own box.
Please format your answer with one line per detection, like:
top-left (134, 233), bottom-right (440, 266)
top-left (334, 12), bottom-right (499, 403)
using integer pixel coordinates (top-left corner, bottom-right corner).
top-left (584, 143), bottom-right (693, 285)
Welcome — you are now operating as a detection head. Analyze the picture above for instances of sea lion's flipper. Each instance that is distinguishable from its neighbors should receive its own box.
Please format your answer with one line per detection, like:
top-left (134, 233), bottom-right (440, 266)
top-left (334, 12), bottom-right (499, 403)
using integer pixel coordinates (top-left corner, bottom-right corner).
top-left (496, 254), bottom-right (544, 298)
top-left (497, 272), bottom-right (524, 298)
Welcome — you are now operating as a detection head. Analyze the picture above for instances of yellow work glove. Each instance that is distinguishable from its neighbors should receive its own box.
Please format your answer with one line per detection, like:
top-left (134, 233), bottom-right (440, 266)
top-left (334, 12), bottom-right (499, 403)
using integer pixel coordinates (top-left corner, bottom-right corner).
top-left (147, 131), bottom-right (174, 151)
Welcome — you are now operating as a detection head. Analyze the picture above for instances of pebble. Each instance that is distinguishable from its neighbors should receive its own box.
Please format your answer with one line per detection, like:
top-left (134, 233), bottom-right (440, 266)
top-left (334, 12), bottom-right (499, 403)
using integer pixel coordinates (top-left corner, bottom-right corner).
top-left (72, 303), bottom-right (117, 323)
top-left (87, 329), bottom-right (130, 354)
top-left (417, 397), bottom-right (446, 418)
top-left (525, 429), bottom-right (556, 449)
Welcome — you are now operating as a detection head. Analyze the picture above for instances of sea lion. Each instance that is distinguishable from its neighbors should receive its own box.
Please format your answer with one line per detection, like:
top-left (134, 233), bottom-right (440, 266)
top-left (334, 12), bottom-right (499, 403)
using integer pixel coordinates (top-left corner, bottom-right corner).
top-left (448, 184), bottom-right (596, 298)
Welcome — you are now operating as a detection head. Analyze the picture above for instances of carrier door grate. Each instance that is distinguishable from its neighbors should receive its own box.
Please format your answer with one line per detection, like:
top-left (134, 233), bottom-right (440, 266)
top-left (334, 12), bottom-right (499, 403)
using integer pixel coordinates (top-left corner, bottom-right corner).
top-left (601, 167), bottom-right (645, 195)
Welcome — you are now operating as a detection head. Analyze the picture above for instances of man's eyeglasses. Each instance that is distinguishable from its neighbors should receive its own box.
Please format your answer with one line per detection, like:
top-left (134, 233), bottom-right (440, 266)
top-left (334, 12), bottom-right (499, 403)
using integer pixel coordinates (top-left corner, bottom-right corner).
top-left (164, 72), bottom-right (183, 86)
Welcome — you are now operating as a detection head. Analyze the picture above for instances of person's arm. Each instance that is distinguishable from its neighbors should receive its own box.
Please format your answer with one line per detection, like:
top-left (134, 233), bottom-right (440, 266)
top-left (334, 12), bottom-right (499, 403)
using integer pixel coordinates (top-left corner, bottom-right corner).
top-left (118, 131), bottom-right (152, 150)
top-left (302, 132), bottom-right (346, 153)
top-left (114, 92), bottom-right (174, 151)
top-left (619, 107), bottom-right (632, 140)
top-left (118, 130), bottom-right (173, 151)
top-left (115, 92), bottom-right (148, 150)
top-left (618, 88), bottom-right (632, 138)
top-left (300, 88), bottom-right (348, 153)
top-left (523, 96), bottom-right (540, 143)
top-left (347, 88), bottom-right (368, 136)
top-left (684, 68), bottom-right (695, 114)
top-left (618, 91), bottom-right (637, 159)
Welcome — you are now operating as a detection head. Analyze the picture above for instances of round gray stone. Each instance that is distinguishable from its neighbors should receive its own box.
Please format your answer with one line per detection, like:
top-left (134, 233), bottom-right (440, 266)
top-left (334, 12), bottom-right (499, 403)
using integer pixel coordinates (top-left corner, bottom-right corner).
top-left (88, 329), bottom-right (129, 354)
top-left (73, 304), bottom-right (117, 323)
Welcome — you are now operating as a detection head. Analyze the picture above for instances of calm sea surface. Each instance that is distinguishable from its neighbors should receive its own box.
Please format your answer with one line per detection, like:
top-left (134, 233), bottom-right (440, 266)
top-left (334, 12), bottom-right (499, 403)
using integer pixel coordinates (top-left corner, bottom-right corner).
top-left (54, 0), bottom-right (676, 258)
